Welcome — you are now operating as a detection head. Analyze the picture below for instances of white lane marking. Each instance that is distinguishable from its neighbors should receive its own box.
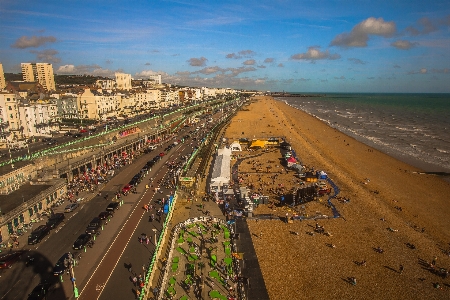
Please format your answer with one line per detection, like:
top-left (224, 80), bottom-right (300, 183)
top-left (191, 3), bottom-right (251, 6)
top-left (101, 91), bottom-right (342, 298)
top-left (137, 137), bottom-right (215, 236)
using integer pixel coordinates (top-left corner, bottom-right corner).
top-left (80, 169), bottom-right (169, 299)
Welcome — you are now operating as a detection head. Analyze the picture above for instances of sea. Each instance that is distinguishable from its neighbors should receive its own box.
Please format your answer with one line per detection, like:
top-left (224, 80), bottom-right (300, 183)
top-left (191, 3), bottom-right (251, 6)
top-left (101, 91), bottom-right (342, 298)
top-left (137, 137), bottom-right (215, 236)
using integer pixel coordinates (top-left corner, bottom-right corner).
top-left (276, 93), bottom-right (450, 174)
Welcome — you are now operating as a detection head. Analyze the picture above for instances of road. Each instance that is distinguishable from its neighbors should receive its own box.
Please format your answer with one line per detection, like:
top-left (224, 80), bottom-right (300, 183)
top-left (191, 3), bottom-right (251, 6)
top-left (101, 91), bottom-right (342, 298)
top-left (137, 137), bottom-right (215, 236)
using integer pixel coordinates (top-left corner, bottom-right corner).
top-left (0, 103), bottom-right (236, 300)
top-left (0, 120), bottom-right (208, 300)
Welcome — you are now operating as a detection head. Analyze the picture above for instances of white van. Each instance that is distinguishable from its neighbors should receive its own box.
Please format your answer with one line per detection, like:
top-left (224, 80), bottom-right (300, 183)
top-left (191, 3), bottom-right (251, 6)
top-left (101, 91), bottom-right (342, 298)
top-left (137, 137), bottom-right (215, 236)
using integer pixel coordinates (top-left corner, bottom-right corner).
top-left (148, 145), bottom-right (157, 150)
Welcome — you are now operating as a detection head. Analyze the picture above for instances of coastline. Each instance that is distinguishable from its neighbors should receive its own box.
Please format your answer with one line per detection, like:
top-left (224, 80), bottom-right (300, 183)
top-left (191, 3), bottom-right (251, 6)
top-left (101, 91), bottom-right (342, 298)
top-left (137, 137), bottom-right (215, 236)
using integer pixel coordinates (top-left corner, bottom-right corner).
top-left (223, 96), bottom-right (450, 299)
top-left (276, 98), bottom-right (450, 176)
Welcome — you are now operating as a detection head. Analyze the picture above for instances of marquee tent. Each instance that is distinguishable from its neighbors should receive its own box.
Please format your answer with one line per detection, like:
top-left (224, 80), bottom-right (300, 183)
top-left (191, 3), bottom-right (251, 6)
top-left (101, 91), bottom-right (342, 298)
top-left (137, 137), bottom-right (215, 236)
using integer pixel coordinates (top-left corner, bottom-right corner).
top-left (209, 147), bottom-right (232, 193)
top-left (230, 142), bottom-right (242, 151)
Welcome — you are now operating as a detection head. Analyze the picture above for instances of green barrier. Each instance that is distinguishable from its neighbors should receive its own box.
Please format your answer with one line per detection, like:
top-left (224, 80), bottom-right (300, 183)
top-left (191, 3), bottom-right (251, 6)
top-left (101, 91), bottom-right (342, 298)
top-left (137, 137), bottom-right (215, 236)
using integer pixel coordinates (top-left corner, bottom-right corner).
top-left (140, 190), bottom-right (178, 299)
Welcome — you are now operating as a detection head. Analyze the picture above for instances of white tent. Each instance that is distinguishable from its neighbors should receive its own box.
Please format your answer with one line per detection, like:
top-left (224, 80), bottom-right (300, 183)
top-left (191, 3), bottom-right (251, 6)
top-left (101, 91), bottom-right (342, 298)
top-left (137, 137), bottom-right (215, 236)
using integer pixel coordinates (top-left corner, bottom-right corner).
top-left (230, 141), bottom-right (242, 151)
top-left (209, 147), bottom-right (232, 193)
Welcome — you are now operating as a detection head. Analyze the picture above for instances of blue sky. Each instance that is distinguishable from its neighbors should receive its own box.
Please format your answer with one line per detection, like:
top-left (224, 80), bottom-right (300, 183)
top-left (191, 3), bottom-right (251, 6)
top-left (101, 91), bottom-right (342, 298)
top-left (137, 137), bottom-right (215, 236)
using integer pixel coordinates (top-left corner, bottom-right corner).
top-left (0, 0), bottom-right (449, 93)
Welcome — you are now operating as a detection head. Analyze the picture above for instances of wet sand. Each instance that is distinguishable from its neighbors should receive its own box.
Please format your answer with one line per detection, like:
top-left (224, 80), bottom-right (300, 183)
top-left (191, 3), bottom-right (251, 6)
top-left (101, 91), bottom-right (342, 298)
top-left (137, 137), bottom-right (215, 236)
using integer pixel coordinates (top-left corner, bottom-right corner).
top-left (223, 96), bottom-right (450, 300)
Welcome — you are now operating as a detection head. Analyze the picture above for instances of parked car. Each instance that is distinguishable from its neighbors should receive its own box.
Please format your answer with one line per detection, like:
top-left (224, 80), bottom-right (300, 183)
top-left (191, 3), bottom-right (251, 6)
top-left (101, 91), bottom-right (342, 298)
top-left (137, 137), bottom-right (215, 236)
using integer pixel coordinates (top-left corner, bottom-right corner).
top-left (28, 225), bottom-right (51, 245)
top-left (106, 202), bottom-right (120, 212)
top-left (98, 211), bottom-right (113, 223)
top-left (63, 132), bottom-right (73, 136)
top-left (73, 133), bottom-right (82, 138)
top-left (159, 152), bottom-right (165, 157)
top-left (85, 217), bottom-right (103, 235)
top-left (47, 139), bottom-right (58, 145)
top-left (53, 252), bottom-right (70, 276)
top-left (42, 138), bottom-right (52, 142)
top-left (0, 250), bottom-right (25, 269)
top-left (27, 282), bottom-right (52, 300)
top-left (79, 128), bottom-right (88, 133)
top-left (46, 213), bottom-right (65, 229)
top-left (73, 233), bottom-right (93, 250)
top-left (122, 184), bottom-right (133, 194)
top-left (64, 203), bottom-right (79, 213)
top-left (52, 252), bottom-right (80, 276)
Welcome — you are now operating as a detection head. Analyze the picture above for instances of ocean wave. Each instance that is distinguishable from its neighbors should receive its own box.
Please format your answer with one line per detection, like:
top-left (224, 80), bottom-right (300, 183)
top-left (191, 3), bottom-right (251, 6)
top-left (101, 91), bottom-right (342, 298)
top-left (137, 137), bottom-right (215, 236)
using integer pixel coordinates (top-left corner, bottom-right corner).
top-left (280, 96), bottom-right (450, 171)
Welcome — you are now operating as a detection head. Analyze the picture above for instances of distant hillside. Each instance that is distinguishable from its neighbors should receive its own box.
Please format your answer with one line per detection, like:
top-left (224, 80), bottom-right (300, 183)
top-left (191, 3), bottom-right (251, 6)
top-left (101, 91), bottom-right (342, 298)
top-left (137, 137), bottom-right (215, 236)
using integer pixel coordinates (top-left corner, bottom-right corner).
top-left (55, 74), bottom-right (110, 85)
top-left (4, 73), bottom-right (110, 85)
top-left (4, 73), bottom-right (22, 81)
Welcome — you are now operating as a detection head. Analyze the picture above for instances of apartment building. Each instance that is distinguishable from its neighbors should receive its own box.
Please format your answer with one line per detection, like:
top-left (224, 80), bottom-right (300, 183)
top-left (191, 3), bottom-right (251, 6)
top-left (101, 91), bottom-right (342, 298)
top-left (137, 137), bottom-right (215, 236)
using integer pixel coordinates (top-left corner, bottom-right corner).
top-left (0, 63), bottom-right (5, 90)
top-left (78, 88), bottom-right (121, 121)
top-left (56, 95), bottom-right (79, 119)
top-left (95, 79), bottom-right (116, 90)
top-left (148, 74), bottom-right (162, 85)
top-left (19, 100), bottom-right (59, 137)
top-left (165, 89), bottom-right (180, 107)
top-left (21, 63), bottom-right (56, 91)
top-left (115, 72), bottom-right (132, 91)
top-left (146, 89), bottom-right (162, 109)
top-left (0, 93), bottom-right (21, 144)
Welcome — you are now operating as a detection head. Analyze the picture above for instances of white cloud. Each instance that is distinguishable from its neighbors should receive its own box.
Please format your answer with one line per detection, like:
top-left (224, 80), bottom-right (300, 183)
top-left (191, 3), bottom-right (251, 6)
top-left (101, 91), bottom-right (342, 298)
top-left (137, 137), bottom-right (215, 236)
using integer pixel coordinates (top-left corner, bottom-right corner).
top-left (226, 50), bottom-right (256, 59)
top-left (330, 17), bottom-right (396, 47)
top-left (391, 40), bottom-right (418, 50)
top-left (187, 57), bottom-right (208, 67)
top-left (57, 64), bottom-right (76, 73)
top-left (406, 17), bottom-right (438, 36)
top-left (348, 58), bottom-right (366, 64)
top-left (238, 50), bottom-right (256, 57)
top-left (243, 59), bottom-right (256, 65)
top-left (195, 66), bottom-right (224, 75)
top-left (135, 70), bottom-right (162, 78)
top-left (291, 46), bottom-right (341, 61)
top-left (12, 35), bottom-right (57, 49)
top-left (30, 49), bottom-right (60, 63)
top-left (264, 58), bottom-right (274, 63)
top-left (226, 53), bottom-right (240, 59)
top-left (56, 64), bottom-right (115, 76)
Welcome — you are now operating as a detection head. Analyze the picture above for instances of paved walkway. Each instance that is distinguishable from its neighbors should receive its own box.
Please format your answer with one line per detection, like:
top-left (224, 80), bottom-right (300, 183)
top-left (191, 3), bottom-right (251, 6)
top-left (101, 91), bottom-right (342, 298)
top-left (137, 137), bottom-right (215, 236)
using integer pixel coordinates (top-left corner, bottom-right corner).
top-left (148, 179), bottom-right (269, 299)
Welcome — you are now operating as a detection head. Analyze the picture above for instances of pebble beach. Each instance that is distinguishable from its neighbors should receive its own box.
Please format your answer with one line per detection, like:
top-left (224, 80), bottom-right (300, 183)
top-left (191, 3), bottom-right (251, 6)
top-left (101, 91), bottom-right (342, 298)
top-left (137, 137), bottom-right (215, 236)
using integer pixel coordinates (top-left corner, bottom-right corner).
top-left (223, 96), bottom-right (450, 300)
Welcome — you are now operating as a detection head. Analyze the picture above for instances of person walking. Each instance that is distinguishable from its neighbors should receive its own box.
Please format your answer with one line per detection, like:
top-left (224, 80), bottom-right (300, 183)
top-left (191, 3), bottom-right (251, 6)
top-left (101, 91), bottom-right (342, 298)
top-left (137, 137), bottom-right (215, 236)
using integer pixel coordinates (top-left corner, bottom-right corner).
top-left (128, 263), bottom-right (133, 273)
top-left (399, 264), bottom-right (404, 274)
